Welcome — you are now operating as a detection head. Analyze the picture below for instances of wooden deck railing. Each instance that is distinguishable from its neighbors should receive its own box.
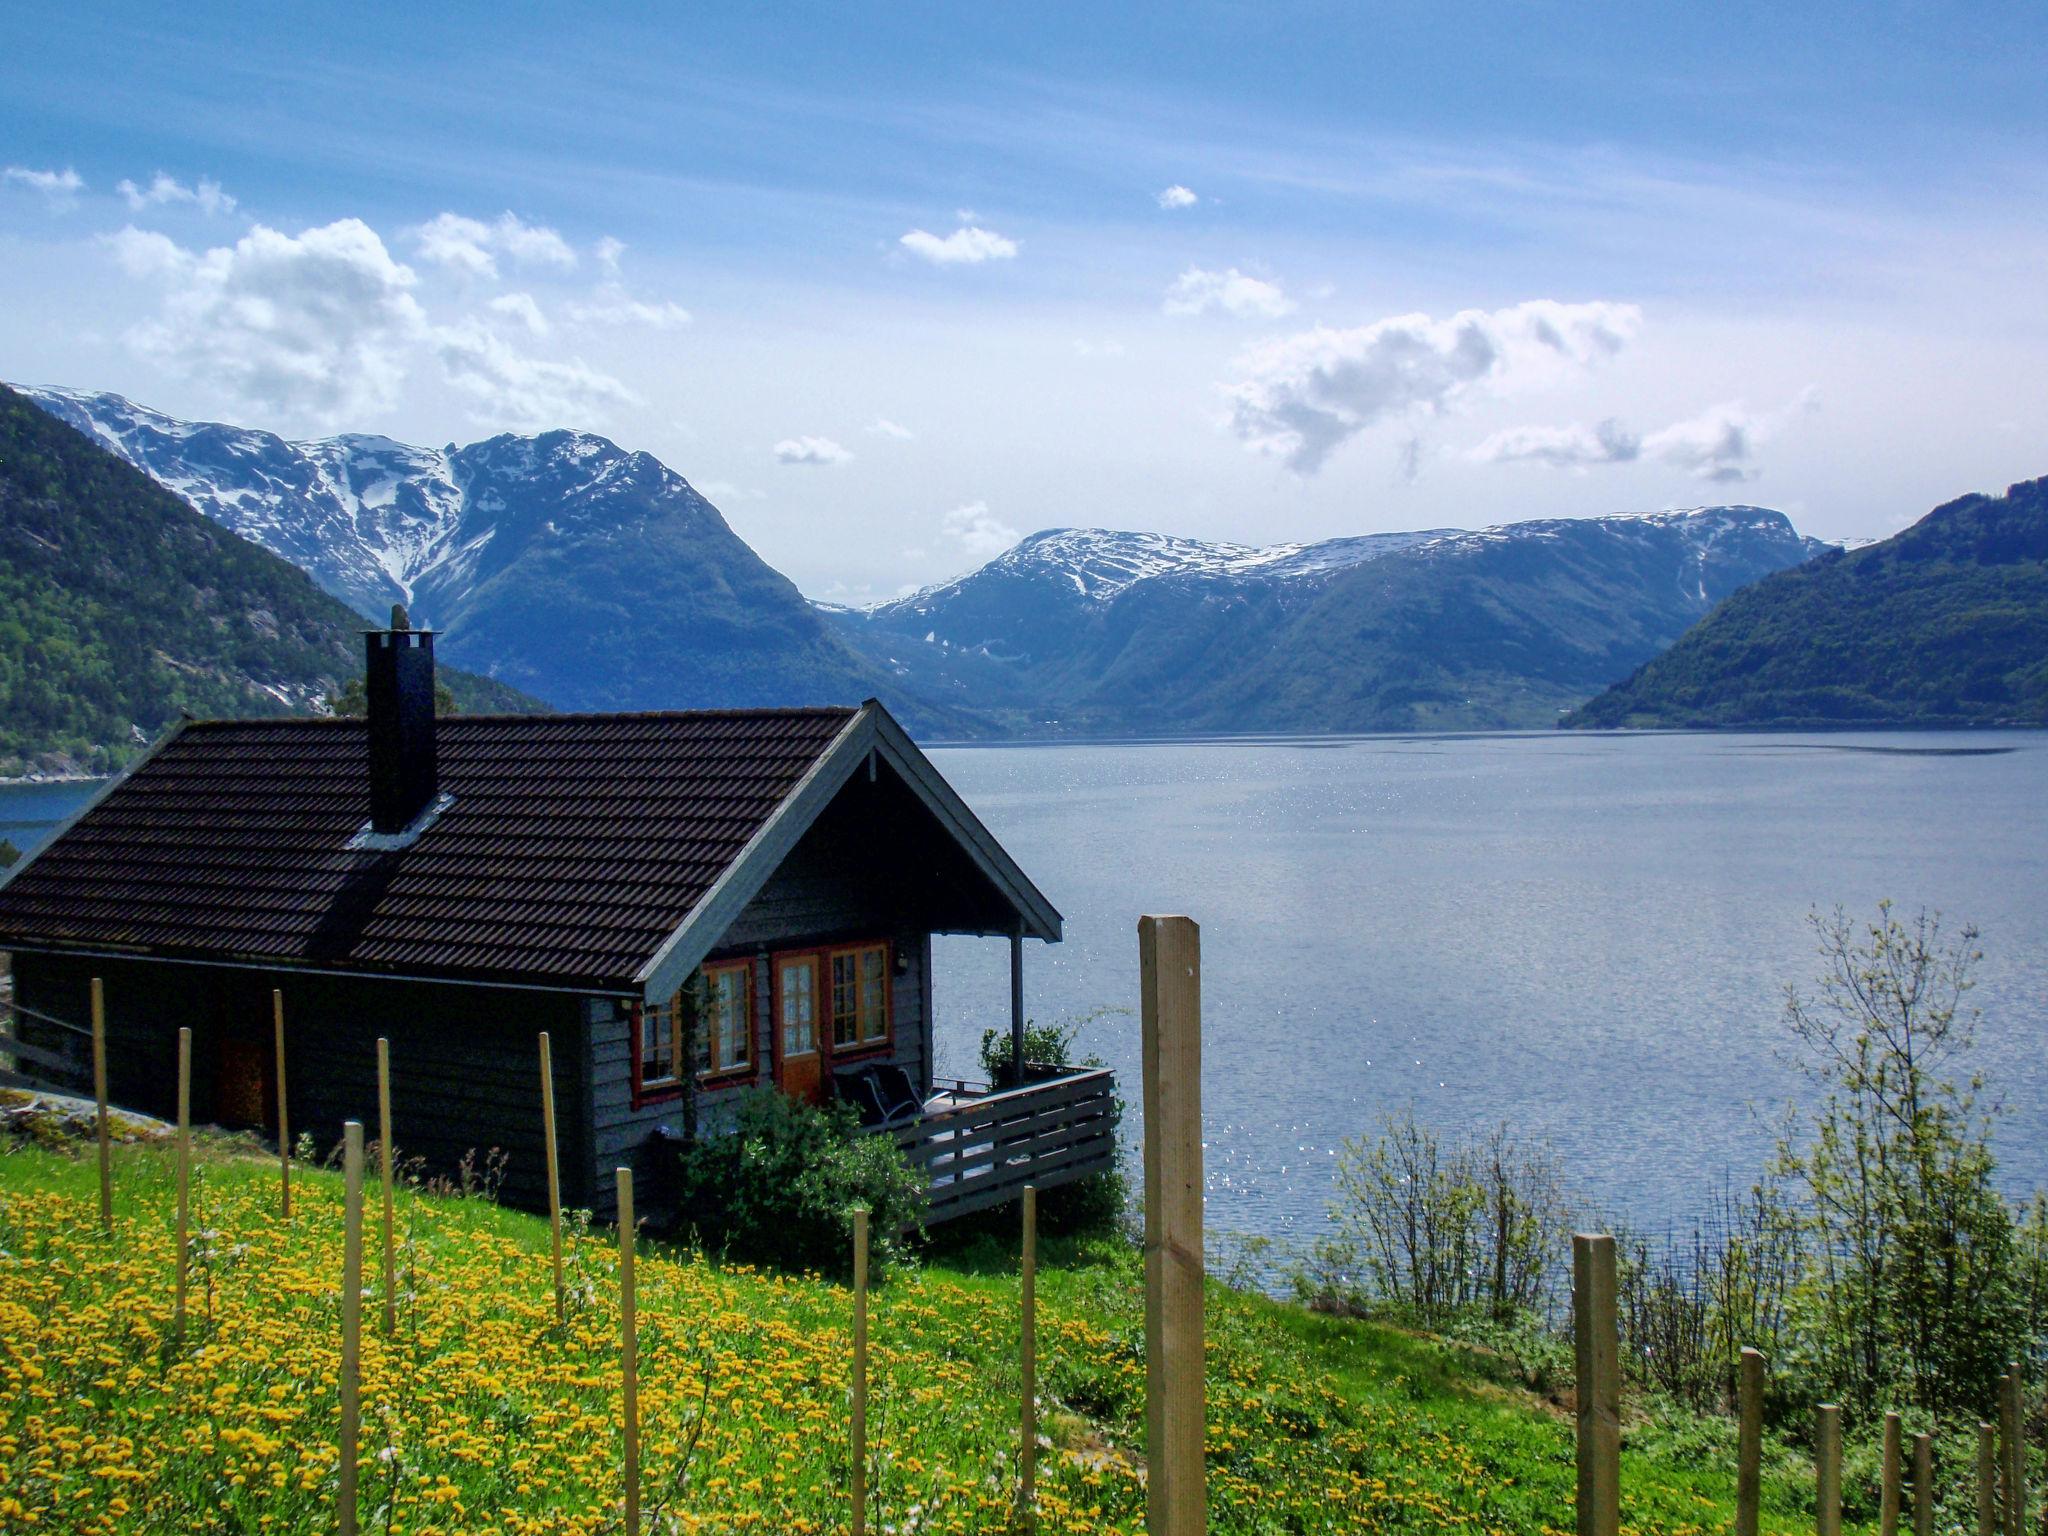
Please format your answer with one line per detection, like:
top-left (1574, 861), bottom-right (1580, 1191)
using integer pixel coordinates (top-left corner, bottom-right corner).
top-left (885, 1067), bottom-right (1119, 1224)
top-left (0, 996), bottom-right (93, 1094)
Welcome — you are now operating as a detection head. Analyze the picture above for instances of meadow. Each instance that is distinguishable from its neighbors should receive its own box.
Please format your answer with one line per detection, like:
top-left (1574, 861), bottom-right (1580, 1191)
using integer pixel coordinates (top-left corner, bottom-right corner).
top-left (2, 1135), bottom-right (1831, 1535)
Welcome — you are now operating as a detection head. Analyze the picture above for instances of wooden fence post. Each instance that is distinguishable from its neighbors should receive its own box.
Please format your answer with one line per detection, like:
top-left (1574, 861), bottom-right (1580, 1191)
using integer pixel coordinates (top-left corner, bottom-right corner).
top-left (2015, 1368), bottom-right (2031, 1536)
top-left (1882, 1411), bottom-right (1904, 1536)
top-left (1817, 1404), bottom-right (1843, 1536)
top-left (1913, 1431), bottom-right (1933, 1536)
top-left (852, 1204), bottom-right (870, 1536)
top-left (1736, 1347), bottom-right (1764, 1536)
top-left (90, 977), bottom-right (111, 1235)
top-left (1139, 914), bottom-right (1204, 1536)
top-left (540, 1032), bottom-right (565, 1327)
top-left (619, 1167), bottom-right (639, 1536)
top-left (1980, 1423), bottom-right (1999, 1536)
top-left (1572, 1233), bottom-right (1620, 1536)
top-left (1019, 1183), bottom-right (1038, 1533)
top-left (273, 989), bottom-right (290, 1219)
top-left (340, 1120), bottom-right (365, 1536)
top-left (174, 1025), bottom-right (192, 1342)
top-left (376, 1038), bottom-right (396, 1336)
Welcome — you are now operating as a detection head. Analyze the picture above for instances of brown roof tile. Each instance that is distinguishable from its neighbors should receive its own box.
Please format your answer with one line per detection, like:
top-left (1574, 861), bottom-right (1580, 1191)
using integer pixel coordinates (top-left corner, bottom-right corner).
top-left (0, 708), bottom-right (859, 991)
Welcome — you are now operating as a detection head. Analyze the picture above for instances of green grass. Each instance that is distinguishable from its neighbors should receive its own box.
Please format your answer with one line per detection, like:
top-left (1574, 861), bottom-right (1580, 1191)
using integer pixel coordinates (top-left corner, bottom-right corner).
top-left (2, 1135), bottom-right (1841, 1534)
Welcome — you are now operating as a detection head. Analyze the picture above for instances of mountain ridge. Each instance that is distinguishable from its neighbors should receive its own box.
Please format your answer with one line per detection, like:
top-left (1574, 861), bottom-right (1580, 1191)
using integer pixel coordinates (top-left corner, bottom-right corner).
top-left (1564, 477), bottom-right (2048, 729)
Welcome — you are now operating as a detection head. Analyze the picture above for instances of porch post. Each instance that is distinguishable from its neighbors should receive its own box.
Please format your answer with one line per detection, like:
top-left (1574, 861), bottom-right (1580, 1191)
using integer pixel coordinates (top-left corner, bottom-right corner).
top-left (1009, 925), bottom-right (1026, 1086)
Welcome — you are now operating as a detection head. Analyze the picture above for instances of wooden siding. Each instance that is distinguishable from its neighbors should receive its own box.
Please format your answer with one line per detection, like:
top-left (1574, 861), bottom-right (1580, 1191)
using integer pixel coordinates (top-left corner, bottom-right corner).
top-left (586, 928), bottom-right (929, 1222)
top-left (9, 954), bottom-right (590, 1212)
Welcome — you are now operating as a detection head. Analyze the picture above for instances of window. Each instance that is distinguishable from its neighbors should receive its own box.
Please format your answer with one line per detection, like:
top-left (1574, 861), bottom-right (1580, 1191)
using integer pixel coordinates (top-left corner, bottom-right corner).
top-left (830, 943), bottom-right (891, 1048)
top-left (697, 960), bottom-right (753, 1078)
top-left (777, 956), bottom-right (818, 1057)
top-left (639, 998), bottom-right (682, 1092)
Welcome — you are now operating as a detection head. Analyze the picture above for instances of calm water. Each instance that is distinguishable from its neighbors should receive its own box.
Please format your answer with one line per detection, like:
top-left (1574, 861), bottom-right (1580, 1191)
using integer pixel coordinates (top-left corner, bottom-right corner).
top-left (6, 734), bottom-right (2044, 1254)
top-left (925, 732), bottom-right (2048, 1255)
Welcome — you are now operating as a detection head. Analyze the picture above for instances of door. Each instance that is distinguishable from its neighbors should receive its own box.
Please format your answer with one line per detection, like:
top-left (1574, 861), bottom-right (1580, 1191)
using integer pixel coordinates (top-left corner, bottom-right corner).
top-left (774, 954), bottom-right (824, 1104)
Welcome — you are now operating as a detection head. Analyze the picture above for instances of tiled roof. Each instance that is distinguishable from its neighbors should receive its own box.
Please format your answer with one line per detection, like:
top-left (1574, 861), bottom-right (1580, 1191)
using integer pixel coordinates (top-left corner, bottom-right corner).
top-left (0, 709), bottom-right (859, 991)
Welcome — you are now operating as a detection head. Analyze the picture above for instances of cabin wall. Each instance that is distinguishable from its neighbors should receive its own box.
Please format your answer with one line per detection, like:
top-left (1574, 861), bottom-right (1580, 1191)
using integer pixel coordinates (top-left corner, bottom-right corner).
top-left (9, 953), bottom-right (591, 1212)
top-left (583, 806), bottom-right (942, 1221)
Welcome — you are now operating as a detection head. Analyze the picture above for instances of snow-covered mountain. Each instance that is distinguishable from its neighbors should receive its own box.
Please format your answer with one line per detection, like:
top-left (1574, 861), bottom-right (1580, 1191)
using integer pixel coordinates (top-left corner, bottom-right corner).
top-left (19, 386), bottom-right (922, 720)
top-left (826, 506), bottom-right (1833, 733)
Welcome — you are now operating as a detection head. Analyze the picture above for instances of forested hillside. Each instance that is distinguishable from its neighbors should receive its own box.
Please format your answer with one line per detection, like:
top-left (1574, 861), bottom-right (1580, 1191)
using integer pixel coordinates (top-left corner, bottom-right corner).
top-left (0, 384), bottom-right (540, 776)
top-left (1567, 477), bottom-right (2048, 728)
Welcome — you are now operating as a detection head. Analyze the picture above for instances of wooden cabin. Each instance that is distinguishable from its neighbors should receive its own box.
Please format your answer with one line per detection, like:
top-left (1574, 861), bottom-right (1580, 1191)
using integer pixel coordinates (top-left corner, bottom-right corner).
top-left (0, 622), bottom-right (1116, 1223)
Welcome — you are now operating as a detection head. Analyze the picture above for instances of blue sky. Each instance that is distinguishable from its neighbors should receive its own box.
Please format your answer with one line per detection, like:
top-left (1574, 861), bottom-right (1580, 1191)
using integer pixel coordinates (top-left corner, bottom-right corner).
top-left (4, 1), bottom-right (2047, 598)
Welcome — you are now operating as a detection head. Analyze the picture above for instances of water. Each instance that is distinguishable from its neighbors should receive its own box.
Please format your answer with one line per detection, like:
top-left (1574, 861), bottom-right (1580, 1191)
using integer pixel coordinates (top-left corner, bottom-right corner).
top-left (924, 731), bottom-right (2048, 1257)
top-left (6, 735), bottom-right (2044, 1254)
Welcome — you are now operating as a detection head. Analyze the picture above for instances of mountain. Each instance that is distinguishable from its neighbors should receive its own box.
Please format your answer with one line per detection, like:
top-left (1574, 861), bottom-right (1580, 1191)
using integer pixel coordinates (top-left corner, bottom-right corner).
top-left (1565, 478), bottom-right (2048, 729)
top-left (0, 383), bottom-right (541, 777)
top-left (20, 387), bottom-right (937, 724)
top-left (828, 509), bottom-right (1833, 733)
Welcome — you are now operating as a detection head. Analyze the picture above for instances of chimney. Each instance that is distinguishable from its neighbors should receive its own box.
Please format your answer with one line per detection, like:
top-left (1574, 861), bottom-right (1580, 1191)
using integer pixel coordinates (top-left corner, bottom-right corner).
top-left (365, 604), bottom-right (438, 834)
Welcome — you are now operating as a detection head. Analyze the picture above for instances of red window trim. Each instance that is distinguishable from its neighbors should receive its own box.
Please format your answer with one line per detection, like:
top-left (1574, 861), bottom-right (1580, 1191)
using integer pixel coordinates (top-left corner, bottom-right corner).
top-left (630, 958), bottom-right (759, 1109)
top-left (769, 938), bottom-right (896, 1067)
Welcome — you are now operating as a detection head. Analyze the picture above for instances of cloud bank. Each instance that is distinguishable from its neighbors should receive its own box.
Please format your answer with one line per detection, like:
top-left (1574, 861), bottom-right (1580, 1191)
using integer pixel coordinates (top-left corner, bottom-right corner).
top-left (411, 211), bottom-right (577, 279)
top-left (899, 225), bottom-right (1018, 265)
top-left (774, 435), bottom-right (852, 465)
top-left (1165, 266), bottom-right (1294, 319)
top-left (1224, 299), bottom-right (1641, 473)
top-left (117, 173), bottom-right (236, 215)
top-left (1473, 388), bottom-right (1820, 482)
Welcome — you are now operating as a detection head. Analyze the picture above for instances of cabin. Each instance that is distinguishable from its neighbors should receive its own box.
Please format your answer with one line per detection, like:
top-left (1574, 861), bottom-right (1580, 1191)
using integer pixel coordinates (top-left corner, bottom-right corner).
top-left (0, 621), bottom-right (1116, 1224)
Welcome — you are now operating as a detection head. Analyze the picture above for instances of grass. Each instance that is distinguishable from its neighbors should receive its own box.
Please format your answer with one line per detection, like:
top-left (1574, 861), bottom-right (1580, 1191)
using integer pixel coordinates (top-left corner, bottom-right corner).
top-left (2, 1136), bottom-right (1834, 1535)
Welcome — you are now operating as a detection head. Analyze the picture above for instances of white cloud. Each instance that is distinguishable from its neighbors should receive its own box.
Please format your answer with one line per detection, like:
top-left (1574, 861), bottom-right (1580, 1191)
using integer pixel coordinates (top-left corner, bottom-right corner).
top-left (1156, 184), bottom-right (1199, 210)
top-left (488, 291), bottom-right (550, 335)
top-left (564, 285), bottom-right (692, 330)
top-left (1074, 337), bottom-right (1127, 358)
top-left (1474, 387), bottom-right (1819, 482)
top-left (433, 319), bottom-right (635, 428)
top-left (773, 435), bottom-right (853, 466)
top-left (4, 165), bottom-right (84, 204)
top-left (116, 172), bottom-right (236, 216)
top-left (696, 479), bottom-right (766, 503)
top-left (898, 225), bottom-right (1018, 265)
top-left (941, 501), bottom-right (1020, 558)
top-left (1224, 298), bottom-right (1641, 473)
top-left (106, 218), bottom-right (428, 422)
top-left (1471, 417), bottom-right (1642, 470)
top-left (867, 417), bottom-right (915, 441)
top-left (594, 235), bottom-right (625, 275)
top-left (1164, 266), bottom-right (1295, 320)
top-left (410, 211), bottom-right (577, 279)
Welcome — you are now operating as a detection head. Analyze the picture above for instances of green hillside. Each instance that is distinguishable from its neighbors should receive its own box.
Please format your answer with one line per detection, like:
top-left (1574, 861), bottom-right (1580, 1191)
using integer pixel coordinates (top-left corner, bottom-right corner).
top-left (1566, 477), bottom-right (2048, 729)
top-left (0, 1133), bottom-right (1832, 1534)
top-left (0, 383), bottom-right (542, 776)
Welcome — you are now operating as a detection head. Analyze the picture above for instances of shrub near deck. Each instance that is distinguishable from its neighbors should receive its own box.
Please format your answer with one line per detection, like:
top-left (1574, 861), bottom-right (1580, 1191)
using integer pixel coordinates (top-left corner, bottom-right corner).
top-left (2, 1140), bottom-right (1822, 1534)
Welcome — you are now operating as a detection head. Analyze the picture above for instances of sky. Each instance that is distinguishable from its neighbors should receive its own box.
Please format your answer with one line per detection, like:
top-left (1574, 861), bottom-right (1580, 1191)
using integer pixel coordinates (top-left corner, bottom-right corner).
top-left (3, 1), bottom-right (2047, 603)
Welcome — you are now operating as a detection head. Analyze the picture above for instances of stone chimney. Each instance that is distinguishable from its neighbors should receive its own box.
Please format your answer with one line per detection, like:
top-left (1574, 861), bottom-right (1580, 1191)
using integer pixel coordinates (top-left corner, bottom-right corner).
top-left (364, 604), bottom-right (438, 835)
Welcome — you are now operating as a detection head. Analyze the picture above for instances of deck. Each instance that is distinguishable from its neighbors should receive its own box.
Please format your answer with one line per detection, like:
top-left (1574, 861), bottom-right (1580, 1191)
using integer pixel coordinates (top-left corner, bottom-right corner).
top-left (884, 1066), bottom-right (1119, 1224)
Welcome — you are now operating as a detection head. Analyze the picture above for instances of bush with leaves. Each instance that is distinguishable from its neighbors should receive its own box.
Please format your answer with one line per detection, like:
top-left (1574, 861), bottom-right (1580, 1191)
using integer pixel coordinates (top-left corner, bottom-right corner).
top-left (670, 1089), bottom-right (925, 1276)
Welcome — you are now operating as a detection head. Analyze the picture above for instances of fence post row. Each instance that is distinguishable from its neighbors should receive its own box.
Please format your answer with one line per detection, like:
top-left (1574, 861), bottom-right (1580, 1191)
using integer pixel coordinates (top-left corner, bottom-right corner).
top-left (1019, 1183), bottom-right (1038, 1533)
top-left (1882, 1411), bottom-right (1904, 1536)
top-left (173, 1025), bottom-right (192, 1343)
top-left (1572, 1233), bottom-right (1620, 1536)
top-left (1735, 1347), bottom-right (1764, 1536)
top-left (1816, 1404), bottom-right (1843, 1536)
top-left (273, 989), bottom-right (290, 1220)
top-left (852, 1205), bottom-right (870, 1536)
top-left (1139, 914), bottom-right (1205, 1536)
top-left (90, 977), bottom-right (112, 1235)
top-left (619, 1167), bottom-right (640, 1536)
top-left (340, 1121), bottom-right (365, 1536)
top-left (540, 1031), bottom-right (565, 1327)
top-left (377, 1038), bottom-right (397, 1336)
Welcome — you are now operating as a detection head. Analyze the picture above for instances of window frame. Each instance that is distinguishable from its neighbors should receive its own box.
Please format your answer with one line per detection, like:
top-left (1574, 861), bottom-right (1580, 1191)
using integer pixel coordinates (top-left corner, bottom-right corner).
top-left (696, 958), bottom-right (756, 1085)
top-left (631, 957), bottom-right (758, 1108)
top-left (825, 939), bottom-right (894, 1057)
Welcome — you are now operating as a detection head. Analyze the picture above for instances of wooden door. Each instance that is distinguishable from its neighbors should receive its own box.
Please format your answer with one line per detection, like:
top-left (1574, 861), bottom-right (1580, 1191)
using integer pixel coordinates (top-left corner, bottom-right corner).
top-left (774, 954), bottom-right (823, 1104)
